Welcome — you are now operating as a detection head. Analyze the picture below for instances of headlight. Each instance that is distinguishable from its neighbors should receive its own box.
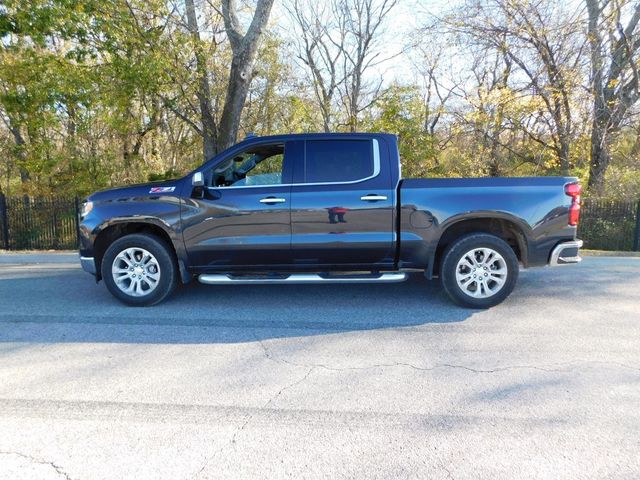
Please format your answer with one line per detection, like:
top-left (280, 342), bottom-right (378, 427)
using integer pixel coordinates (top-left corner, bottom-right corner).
top-left (80, 201), bottom-right (93, 218)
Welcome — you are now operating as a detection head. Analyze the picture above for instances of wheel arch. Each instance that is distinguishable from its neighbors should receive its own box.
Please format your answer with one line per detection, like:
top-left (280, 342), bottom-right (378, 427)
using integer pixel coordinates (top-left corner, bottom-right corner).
top-left (93, 220), bottom-right (188, 283)
top-left (427, 214), bottom-right (530, 279)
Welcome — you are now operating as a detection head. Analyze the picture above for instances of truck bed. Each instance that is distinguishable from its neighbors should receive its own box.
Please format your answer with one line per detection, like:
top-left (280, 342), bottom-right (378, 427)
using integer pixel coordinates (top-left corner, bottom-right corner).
top-left (398, 176), bottom-right (578, 271)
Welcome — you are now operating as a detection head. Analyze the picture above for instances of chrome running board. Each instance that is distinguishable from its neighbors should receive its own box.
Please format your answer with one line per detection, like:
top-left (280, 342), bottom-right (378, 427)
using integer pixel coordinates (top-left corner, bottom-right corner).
top-left (198, 272), bottom-right (408, 285)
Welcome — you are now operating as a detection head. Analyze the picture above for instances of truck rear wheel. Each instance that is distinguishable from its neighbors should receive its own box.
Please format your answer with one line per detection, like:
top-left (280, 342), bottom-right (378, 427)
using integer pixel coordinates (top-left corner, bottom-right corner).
top-left (440, 233), bottom-right (519, 308)
top-left (101, 233), bottom-right (177, 306)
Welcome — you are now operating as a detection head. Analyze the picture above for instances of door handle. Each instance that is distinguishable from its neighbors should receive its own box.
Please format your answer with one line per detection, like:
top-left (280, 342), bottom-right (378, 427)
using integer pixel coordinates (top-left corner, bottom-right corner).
top-left (259, 197), bottom-right (286, 204)
top-left (360, 194), bottom-right (388, 201)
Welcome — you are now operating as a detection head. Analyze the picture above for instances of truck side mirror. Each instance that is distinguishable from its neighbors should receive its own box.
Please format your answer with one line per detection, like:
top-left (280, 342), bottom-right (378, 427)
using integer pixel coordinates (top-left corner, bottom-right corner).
top-left (192, 172), bottom-right (204, 187)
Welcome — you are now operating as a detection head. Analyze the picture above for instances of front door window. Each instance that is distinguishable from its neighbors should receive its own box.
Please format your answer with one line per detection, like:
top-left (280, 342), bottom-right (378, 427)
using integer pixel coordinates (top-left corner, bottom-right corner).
top-left (210, 144), bottom-right (284, 187)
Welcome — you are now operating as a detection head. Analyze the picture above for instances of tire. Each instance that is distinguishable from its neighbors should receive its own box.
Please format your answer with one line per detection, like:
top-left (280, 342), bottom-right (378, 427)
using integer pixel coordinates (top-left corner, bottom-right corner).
top-left (101, 233), bottom-right (177, 306)
top-left (440, 233), bottom-right (519, 309)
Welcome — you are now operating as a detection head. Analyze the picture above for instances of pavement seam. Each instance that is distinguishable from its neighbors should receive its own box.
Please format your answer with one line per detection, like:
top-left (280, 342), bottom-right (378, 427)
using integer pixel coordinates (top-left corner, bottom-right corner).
top-left (0, 450), bottom-right (74, 480)
top-left (256, 338), bottom-right (640, 374)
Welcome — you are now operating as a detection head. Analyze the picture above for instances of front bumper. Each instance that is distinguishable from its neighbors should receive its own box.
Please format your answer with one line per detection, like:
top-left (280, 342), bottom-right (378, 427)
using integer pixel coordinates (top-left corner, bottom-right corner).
top-left (80, 255), bottom-right (96, 275)
top-left (549, 239), bottom-right (583, 266)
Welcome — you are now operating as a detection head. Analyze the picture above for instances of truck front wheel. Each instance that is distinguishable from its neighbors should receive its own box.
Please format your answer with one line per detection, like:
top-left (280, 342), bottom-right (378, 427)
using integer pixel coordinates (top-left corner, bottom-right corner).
top-left (440, 233), bottom-right (519, 308)
top-left (101, 233), bottom-right (177, 306)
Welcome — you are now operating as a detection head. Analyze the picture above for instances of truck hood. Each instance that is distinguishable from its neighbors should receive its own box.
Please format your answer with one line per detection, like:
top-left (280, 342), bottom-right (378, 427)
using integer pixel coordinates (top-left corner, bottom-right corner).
top-left (86, 179), bottom-right (183, 203)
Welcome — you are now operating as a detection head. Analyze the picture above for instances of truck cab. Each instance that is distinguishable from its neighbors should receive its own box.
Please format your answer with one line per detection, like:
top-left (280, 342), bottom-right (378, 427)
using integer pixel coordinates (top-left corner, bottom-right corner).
top-left (183, 133), bottom-right (397, 270)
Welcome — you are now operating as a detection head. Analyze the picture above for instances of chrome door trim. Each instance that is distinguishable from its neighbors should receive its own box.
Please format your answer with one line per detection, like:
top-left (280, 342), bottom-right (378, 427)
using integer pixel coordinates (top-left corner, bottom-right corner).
top-left (205, 138), bottom-right (382, 190)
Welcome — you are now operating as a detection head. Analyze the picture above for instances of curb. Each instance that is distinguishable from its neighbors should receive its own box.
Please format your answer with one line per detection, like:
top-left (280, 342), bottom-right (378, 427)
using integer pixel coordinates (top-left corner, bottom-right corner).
top-left (0, 252), bottom-right (78, 265)
top-left (582, 249), bottom-right (640, 257)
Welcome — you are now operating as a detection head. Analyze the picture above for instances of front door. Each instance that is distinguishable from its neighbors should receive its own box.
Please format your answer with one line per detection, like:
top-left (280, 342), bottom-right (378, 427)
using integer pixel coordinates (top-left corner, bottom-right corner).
top-left (182, 142), bottom-right (295, 268)
top-left (290, 138), bottom-right (396, 267)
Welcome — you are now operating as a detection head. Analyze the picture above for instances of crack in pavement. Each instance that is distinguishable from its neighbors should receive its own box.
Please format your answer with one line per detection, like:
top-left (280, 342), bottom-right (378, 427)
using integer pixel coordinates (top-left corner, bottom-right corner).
top-left (0, 450), bottom-right (74, 480)
top-left (438, 459), bottom-right (454, 480)
top-left (256, 337), bottom-right (640, 374)
top-left (230, 366), bottom-right (316, 447)
top-left (190, 366), bottom-right (315, 480)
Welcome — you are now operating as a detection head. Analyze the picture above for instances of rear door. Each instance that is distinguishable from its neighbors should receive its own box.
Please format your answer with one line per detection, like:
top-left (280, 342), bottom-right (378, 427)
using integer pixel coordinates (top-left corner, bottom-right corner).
top-left (290, 138), bottom-right (395, 267)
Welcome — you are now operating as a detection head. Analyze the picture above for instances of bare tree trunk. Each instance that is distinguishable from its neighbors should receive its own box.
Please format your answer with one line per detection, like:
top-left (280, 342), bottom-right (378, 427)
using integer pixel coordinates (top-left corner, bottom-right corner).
top-left (7, 122), bottom-right (30, 184)
top-left (588, 117), bottom-right (611, 193)
top-left (557, 125), bottom-right (571, 176)
top-left (217, 0), bottom-right (274, 152)
top-left (217, 54), bottom-right (253, 150)
top-left (347, 68), bottom-right (362, 132)
top-left (185, 0), bottom-right (218, 160)
top-left (123, 135), bottom-right (131, 168)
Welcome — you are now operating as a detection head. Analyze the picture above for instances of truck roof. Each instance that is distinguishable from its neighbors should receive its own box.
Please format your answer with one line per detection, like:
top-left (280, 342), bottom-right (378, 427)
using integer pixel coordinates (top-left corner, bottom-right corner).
top-left (235, 132), bottom-right (398, 145)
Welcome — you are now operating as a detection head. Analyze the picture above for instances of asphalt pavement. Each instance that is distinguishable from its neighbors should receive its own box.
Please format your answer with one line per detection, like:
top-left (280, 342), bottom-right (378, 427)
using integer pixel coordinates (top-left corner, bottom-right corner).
top-left (0, 253), bottom-right (639, 479)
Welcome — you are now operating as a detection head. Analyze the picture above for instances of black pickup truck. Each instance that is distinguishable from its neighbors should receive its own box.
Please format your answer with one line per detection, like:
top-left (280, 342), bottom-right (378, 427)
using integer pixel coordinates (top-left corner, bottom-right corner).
top-left (78, 133), bottom-right (582, 308)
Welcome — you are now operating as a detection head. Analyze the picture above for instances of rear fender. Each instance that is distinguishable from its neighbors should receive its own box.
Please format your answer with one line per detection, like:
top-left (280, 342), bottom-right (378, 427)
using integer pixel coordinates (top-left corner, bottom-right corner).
top-left (425, 211), bottom-right (532, 279)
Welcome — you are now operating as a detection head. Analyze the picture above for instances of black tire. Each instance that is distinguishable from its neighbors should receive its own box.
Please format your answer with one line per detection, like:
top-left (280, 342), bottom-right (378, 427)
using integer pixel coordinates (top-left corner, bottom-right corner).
top-left (101, 233), bottom-right (177, 306)
top-left (440, 233), bottom-right (519, 309)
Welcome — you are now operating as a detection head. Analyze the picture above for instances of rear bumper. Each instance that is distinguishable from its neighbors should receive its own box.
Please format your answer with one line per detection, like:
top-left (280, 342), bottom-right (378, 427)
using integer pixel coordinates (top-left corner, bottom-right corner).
top-left (80, 255), bottom-right (96, 275)
top-left (549, 239), bottom-right (583, 266)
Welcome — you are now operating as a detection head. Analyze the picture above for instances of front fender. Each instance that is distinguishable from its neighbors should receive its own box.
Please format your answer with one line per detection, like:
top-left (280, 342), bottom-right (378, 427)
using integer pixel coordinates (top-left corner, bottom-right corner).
top-left (79, 195), bottom-right (187, 281)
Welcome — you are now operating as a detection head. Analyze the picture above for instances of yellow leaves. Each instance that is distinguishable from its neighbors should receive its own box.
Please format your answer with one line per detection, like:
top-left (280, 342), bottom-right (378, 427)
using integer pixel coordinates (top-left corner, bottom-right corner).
top-left (543, 157), bottom-right (560, 170)
top-left (468, 85), bottom-right (546, 126)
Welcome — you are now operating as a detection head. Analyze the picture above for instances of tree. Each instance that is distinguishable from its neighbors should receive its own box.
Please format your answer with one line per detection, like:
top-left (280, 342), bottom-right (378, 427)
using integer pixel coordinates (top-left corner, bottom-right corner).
top-left (409, 36), bottom-right (458, 166)
top-left (179, 0), bottom-right (275, 159)
top-left (2, 0), bottom-right (640, 199)
top-left (585, 0), bottom-right (640, 193)
top-left (465, 48), bottom-right (516, 177)
top-left (288, 0), bottom-right (397, 132)
top-left (217, 0), bottom-right (275, 151)
top-left (368, 84), bottom-right (439, 177)
top-left (288, 0), bottom-right (347, 132)
top-left (445, 0), bottom-right (585, 175)
top-left (338, 0), bottom-right (398, 131)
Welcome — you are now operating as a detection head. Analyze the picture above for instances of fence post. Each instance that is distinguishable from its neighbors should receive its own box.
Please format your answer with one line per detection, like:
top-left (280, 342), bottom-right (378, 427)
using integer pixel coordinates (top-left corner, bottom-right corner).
top-left (0, 193), bottom-right (8, 250)
top-left (74, 196), bottom-right (80, 248)
top-left (634, 199), bottom-right (640, 252)
top-left (52, 198), bottom-right (59, 249)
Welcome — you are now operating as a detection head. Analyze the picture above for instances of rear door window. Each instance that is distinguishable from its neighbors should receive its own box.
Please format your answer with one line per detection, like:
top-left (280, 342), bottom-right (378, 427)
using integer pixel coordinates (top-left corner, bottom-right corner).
top-left (304, 140), bottom-right (374, 183)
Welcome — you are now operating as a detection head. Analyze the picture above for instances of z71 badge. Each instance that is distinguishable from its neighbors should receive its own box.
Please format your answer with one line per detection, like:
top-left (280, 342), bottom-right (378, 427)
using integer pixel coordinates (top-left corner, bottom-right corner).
top-left (149, 186), bottom-right (175, 193)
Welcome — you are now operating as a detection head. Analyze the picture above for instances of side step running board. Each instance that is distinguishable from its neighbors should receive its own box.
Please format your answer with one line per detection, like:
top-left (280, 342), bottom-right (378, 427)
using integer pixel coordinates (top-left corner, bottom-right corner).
top-left (198, 272), bottom-right (408, 285)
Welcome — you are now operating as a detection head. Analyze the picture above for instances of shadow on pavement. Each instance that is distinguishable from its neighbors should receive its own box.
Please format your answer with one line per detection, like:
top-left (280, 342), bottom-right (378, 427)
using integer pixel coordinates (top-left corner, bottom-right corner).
top-left (0, 267), bottom-right (476, 344)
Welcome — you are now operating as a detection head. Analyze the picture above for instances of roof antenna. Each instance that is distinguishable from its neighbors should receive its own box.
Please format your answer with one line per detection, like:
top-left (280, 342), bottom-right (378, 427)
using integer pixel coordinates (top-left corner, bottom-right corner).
top-left (245, 132), bottom-right (257, 140)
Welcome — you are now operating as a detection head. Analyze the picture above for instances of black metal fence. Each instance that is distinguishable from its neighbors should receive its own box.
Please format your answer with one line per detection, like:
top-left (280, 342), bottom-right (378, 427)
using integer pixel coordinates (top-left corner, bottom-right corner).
top-left (0, 195), bottom-right (79, 250)
top-left (0, 193), bottom-right (639, 252)
top-left (580, 198), bottom-right (640, 251)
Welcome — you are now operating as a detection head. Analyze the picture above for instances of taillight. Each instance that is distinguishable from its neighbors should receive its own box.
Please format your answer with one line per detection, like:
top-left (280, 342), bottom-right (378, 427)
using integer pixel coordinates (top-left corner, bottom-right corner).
top-left (565, 182), bottom-right (581, 226)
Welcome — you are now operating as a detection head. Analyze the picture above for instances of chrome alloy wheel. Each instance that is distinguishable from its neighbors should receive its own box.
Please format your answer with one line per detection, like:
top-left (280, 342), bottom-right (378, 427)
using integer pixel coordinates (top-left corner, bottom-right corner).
top-left (455, 247), bottom-right (508, 299)
top-left (111, 247), bottom-right (161, 297)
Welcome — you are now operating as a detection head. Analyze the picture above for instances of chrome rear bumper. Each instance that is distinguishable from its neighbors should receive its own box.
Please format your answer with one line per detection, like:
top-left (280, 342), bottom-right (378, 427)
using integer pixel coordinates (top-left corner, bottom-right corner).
top-left (80, 256), bottom-right (96, 275)
top-left (549, 240), bottom-right (583, 266)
